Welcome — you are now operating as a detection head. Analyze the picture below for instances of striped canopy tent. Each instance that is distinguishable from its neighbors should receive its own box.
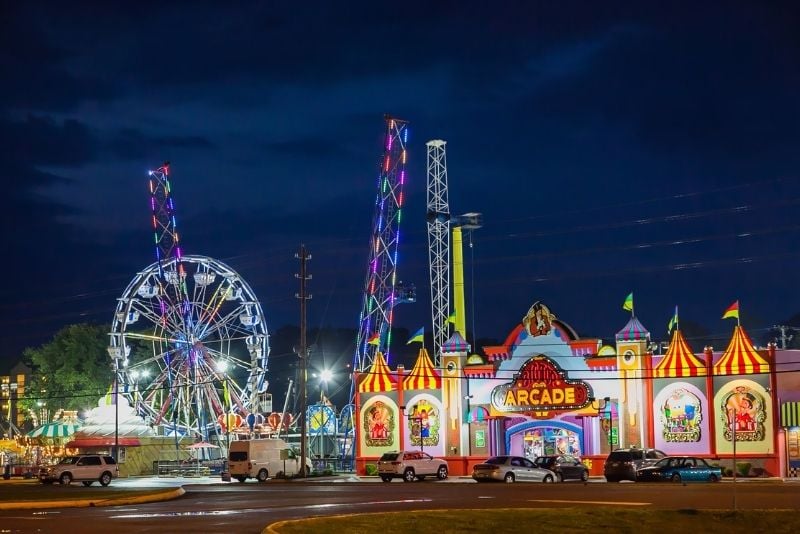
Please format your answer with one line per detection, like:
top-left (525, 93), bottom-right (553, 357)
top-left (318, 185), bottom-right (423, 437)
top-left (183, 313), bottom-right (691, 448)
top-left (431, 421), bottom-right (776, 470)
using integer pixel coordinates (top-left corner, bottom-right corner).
top-left (358, 351), bottom-right (397, 393)
top-left (27, 422), bottom-right (82, 439)
top-left (403, 348), bottom-right (442, 390)
top-left (615, 316), bottom-right (650, 342)
top-left (713, 325), bottom-right (770, 375)
top-left (442, 332), bottom-right (470, 354)
top-left (654, 329), bottom-right (707, 378)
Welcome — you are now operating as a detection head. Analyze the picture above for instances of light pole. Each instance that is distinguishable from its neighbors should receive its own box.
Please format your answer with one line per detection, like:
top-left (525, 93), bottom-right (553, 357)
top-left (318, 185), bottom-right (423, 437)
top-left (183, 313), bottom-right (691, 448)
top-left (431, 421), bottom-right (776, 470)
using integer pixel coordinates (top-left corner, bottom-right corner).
top-left (114, 371), bottom-right (119, 463)
top-left (217, 360), bottom-right (231, 468)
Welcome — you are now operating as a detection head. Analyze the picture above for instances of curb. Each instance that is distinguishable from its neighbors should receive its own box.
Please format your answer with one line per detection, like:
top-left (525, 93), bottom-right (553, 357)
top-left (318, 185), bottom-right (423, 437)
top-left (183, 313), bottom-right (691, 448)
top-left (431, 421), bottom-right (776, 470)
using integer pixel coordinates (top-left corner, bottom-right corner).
top-left (0, 487), bottom-right (185, 510)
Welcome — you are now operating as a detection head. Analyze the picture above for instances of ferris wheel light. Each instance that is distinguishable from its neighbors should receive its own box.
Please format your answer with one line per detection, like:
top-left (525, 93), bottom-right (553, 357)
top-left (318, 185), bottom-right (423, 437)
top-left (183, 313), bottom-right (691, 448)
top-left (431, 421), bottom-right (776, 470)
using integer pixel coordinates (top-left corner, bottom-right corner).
top-left (217, 360), bottom-right (229, 373)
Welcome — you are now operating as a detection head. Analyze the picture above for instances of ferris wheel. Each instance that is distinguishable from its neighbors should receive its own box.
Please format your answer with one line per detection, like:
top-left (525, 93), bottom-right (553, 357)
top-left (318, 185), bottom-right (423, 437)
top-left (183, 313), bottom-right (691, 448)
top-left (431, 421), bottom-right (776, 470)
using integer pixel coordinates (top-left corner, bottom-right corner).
top-left (108, 255), bottom-right (270, 440)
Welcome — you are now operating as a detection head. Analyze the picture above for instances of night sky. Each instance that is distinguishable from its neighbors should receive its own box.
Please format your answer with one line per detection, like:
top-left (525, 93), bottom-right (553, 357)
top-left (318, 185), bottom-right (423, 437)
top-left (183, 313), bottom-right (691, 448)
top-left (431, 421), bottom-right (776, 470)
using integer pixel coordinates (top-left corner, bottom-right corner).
top-left (2, 2), bottom-right (799, 374)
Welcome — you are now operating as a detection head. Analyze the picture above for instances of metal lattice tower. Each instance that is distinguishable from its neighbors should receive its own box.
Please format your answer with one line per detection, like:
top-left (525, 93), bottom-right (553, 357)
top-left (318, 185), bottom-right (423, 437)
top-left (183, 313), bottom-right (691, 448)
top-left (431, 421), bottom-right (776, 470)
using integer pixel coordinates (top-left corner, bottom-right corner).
top-left (426, 140), bottom-right (451, 364)
top-left (353, 115), bottom-right (409, 371)
top-left (148, 162), bottom-right (190, 325)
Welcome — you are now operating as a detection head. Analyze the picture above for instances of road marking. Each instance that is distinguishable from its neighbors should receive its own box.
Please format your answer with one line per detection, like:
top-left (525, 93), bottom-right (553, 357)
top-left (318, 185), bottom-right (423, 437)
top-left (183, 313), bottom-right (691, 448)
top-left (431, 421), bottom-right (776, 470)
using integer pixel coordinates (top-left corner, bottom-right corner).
top-left (477, 496), bottom-right (496, 499)
top-left (529, 499), bottom-right (650, 506)
top-left (108, 499), bottom-right (433, 519)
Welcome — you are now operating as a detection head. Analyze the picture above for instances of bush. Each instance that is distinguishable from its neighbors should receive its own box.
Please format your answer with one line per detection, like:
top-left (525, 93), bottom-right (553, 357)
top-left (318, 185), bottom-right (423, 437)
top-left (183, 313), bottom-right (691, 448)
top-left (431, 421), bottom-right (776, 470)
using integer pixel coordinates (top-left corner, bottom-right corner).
top-left (365, 463), bottom-right (378, 476)
top-left (724, 468), bottom-right (734, 477)
top-left (736, 463), bottom-right (752, 477)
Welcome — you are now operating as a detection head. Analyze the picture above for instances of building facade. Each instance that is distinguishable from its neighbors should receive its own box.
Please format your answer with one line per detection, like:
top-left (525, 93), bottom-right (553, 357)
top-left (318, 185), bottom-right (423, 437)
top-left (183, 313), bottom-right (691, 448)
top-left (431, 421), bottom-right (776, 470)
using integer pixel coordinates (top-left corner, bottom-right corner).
top-left (355, 301), bottom-right (797, 477)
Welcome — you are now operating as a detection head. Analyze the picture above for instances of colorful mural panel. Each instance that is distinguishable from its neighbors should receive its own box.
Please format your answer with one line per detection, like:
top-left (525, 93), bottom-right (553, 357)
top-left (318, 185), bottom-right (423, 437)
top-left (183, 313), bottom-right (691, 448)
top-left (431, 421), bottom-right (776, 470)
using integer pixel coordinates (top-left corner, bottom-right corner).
top-left (721, 386), bottom-right (766, 442)
top-left (653, 381), bottom-right (711, 455)
top-left (661, 388), bottom-right (702, 443)
top-left (407, 397), bottom-right (441, 448)
top-left (713, 379), bottom-right (774, 455)
top-left (402, 394), bottom-right (444, 457)
top-left (362, 398), bottom-right (395, 448)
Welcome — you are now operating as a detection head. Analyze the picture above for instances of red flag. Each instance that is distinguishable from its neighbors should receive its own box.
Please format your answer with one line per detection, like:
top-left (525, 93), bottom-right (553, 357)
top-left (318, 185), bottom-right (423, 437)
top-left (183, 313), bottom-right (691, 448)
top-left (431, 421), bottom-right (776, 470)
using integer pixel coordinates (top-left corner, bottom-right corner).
top-left (722, 300), bottom-right (739, 320)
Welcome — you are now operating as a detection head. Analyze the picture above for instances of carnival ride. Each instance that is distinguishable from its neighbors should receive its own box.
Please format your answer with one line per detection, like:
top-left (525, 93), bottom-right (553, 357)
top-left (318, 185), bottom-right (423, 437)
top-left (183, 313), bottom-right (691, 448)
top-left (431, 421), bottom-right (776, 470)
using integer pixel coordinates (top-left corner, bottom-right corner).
top-left (425, 140), bottom-right (483, 363)
top-left (352, 116), bottom-right (411, 371)
top-left (426, 140), bottom-right (451, 363)
top-left (108, 163), bottom-right (269, 442)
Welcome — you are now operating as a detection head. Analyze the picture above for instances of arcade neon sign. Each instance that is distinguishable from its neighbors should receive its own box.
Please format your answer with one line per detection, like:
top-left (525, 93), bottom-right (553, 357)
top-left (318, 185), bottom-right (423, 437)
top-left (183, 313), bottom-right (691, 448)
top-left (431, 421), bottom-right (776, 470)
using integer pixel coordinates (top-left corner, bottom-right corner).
top-left (491, 355), bottom-right (592, 414)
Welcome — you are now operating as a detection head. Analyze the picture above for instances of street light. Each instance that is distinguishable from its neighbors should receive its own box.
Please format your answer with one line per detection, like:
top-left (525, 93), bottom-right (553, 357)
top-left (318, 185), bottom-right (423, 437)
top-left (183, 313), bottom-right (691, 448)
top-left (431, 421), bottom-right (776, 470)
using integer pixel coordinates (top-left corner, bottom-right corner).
top-left (319, 369), bottom-right (333, 384)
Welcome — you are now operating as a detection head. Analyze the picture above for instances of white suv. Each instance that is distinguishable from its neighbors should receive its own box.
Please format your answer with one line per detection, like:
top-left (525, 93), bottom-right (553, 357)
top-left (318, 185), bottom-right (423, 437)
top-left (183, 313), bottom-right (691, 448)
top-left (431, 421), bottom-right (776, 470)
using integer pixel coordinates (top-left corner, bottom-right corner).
top-left (377, 450), bottom-right (448, 482)
top-left (40, 454), bottom-right (119, 486)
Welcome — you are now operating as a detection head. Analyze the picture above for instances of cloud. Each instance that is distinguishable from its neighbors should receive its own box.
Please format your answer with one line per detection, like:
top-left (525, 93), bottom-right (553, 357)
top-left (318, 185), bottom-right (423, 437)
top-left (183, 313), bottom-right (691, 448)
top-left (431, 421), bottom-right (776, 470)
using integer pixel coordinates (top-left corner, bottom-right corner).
top-left (0, 115), bottom-right (95, 167)
top-left (105, 128), bottom-right (214, 161)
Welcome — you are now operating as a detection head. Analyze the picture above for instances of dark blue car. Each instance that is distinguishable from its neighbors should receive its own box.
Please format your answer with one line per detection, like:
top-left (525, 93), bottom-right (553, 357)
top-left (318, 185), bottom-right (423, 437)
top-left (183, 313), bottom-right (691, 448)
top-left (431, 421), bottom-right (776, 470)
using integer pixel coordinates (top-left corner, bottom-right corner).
top-left (635, 456), bottom-right (723, 483)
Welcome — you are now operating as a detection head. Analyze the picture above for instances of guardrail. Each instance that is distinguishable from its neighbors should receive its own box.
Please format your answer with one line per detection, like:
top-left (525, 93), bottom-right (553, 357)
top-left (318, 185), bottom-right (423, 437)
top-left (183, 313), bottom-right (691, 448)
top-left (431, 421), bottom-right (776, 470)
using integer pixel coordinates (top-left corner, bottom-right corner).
top-left (153, 461), bottom-right (216, 477)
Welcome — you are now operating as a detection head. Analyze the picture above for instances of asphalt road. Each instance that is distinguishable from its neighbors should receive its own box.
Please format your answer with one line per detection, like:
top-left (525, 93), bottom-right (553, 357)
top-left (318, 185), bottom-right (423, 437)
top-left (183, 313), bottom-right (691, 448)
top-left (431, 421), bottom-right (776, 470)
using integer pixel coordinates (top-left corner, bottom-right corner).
top-left (1, 479), bottom-right (799, 533)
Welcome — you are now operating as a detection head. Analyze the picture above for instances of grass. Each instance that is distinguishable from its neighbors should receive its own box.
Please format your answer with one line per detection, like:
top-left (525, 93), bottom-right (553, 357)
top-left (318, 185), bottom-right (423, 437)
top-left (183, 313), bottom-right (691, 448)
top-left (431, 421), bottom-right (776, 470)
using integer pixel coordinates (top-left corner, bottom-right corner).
top-left (267, 508), bottom-right (798, 534)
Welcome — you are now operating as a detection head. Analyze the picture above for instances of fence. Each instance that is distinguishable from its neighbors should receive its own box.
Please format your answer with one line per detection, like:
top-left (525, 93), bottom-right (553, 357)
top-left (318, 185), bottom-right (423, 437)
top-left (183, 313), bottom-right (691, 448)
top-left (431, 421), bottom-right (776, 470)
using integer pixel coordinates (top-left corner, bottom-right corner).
top-left (153, 460), bottom-right (224, 477)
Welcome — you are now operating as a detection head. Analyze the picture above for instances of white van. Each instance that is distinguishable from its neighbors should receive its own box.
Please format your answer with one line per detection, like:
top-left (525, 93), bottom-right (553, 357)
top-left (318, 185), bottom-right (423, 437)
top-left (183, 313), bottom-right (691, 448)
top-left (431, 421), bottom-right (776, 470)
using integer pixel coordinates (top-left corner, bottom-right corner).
top-left (228, 439), bottom-right (311, 482)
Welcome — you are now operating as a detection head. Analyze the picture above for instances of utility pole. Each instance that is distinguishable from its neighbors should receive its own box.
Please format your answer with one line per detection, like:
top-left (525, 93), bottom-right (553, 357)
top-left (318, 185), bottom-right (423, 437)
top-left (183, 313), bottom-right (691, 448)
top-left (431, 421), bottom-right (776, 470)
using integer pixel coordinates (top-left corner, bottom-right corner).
top-left (295, 245), bottom-right (312, 477)
top-left (773, 325), bottom-right (794, 349)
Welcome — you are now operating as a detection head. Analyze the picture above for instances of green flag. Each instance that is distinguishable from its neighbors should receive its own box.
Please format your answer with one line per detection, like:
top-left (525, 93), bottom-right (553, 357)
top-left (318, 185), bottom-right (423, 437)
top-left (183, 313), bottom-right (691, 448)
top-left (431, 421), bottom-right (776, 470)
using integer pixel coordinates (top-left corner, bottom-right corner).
top-left (622, 292), bottom-right (633, 312)
top-left (667, 305), bottom-right (678, 334)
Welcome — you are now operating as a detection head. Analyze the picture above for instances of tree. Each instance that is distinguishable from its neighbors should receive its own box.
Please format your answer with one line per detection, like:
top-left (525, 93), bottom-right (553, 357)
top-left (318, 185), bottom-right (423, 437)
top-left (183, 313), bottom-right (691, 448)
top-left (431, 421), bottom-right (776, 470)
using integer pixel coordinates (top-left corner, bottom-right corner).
top-left (20, 323), bottom-right (113, 419)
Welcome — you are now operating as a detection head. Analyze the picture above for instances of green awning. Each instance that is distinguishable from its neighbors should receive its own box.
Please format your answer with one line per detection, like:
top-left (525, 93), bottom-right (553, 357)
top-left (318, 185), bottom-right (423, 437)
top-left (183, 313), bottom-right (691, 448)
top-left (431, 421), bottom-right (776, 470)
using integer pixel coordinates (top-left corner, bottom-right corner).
top-left (781, 402), bottom-right (800, 428)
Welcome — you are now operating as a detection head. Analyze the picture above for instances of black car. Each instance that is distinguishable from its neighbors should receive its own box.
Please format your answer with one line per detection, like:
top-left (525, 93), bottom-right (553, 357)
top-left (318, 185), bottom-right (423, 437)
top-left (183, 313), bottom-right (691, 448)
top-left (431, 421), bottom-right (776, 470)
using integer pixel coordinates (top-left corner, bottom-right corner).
top-left (533, 455), bottom-right (589, 482)
top-left (603, 448), bottom-right (666, 482)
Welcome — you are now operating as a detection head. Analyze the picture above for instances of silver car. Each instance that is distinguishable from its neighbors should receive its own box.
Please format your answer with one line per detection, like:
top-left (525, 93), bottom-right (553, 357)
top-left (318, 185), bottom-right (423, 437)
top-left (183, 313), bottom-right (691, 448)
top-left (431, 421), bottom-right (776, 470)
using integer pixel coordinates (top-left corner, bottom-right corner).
top-left (472, 455), bottom-right (556, 483)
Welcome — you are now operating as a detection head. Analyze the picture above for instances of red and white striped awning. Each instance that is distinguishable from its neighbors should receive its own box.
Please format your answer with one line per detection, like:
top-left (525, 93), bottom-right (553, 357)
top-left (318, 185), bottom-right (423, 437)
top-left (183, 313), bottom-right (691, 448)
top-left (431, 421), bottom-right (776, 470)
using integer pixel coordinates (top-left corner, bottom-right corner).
top-left (713, 325), bottom-right (770, 376)
top-left (358, 351), bottom-right (397, 393)
top-left (402, 348), bottom-right (441, 390)
top-left (654, 329), bottom-right (706, 378)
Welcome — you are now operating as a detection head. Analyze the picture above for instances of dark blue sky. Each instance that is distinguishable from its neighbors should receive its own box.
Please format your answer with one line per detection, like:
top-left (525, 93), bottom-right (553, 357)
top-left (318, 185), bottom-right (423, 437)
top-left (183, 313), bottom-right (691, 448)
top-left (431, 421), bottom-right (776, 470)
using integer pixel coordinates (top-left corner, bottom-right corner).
top-left (2, 1), bottom-right (799, 371)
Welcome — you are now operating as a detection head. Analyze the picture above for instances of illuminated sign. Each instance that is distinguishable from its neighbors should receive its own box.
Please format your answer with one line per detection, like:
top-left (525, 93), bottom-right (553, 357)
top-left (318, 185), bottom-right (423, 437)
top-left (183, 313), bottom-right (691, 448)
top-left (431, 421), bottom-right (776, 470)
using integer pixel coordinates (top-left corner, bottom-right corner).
top-left (490, 356), bottom-right (592, 414)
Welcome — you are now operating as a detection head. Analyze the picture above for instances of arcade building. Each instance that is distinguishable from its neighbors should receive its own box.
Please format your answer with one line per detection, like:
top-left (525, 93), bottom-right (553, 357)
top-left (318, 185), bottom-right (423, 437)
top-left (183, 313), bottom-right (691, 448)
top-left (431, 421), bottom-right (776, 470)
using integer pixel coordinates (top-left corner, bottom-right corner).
top-left (354, 302), bottom-right (800, 477)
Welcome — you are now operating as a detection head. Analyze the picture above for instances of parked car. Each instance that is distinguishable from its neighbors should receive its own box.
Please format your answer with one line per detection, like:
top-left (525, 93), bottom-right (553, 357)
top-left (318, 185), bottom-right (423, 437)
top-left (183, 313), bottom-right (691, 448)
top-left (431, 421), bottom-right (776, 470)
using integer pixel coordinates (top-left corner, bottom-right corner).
top-left (603, 447), bottom-right (666, 482)
top-left (473, 455), bottom-right (556, 483)
top-left (636, 456), bottom-right (723, 483)
top-left (377, 450), bottom-right (449, 482)
top-left (39, 454), bottom-right (119, 486)
top-left (533, 455), bottom-right (590, 482)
